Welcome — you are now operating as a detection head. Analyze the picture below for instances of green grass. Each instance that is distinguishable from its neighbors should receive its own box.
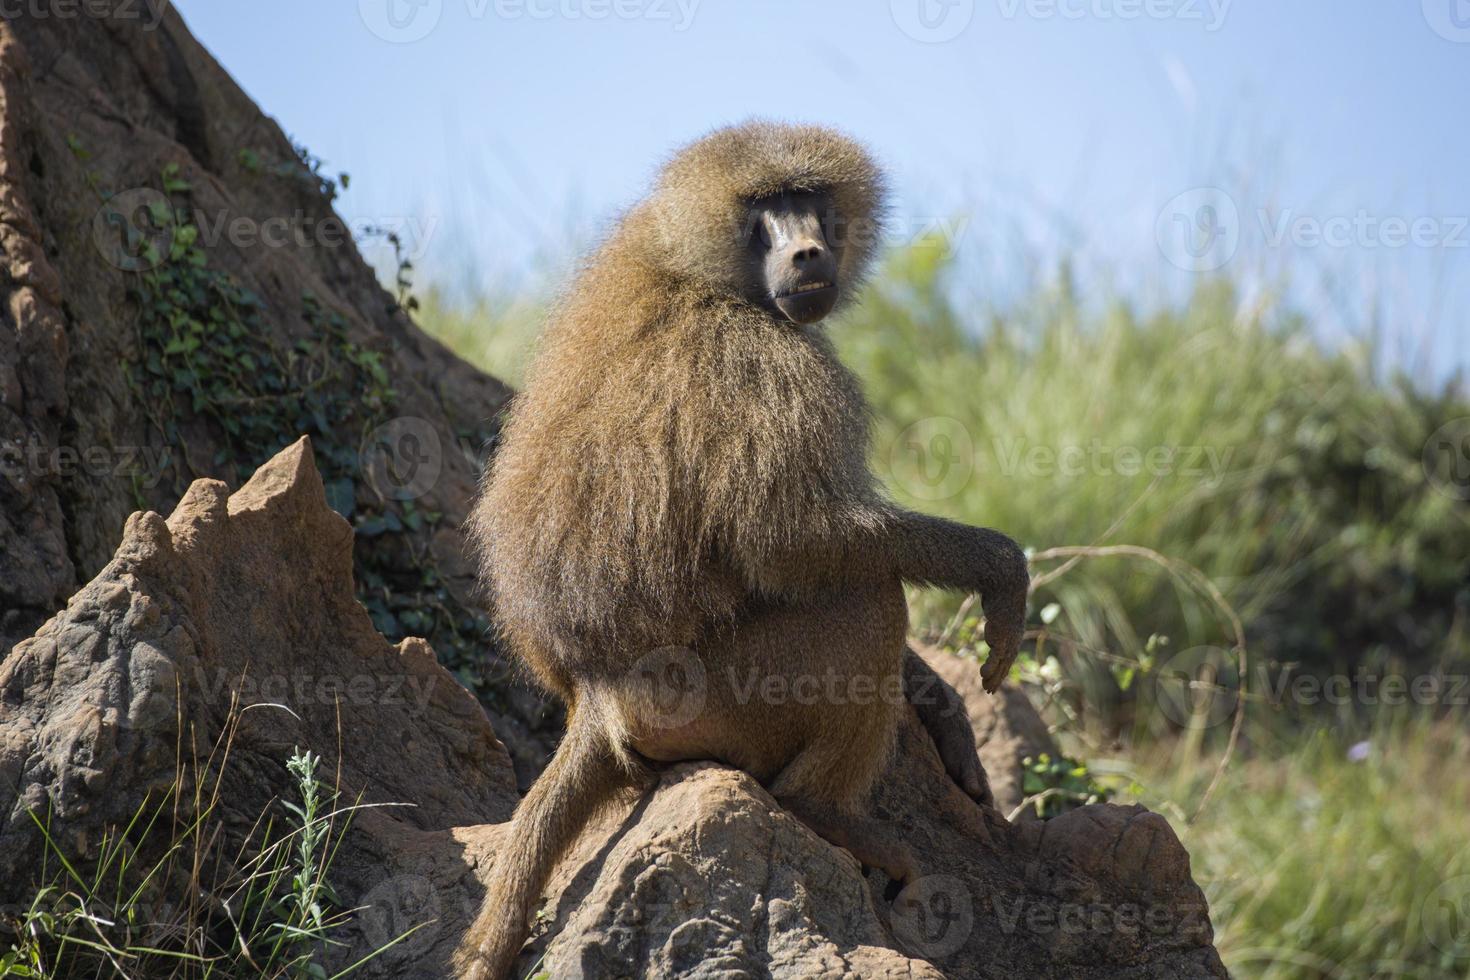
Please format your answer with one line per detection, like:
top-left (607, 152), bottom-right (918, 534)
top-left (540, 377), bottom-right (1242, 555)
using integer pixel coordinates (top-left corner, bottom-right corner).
top-left (3, 715), bottom-right (425, 979)
top-left (1129, 717), bottom-right (1470, 979)
top-left (414, 284), bottom-right (544, 389)
top-left (837, 241), bottom-right (1468, 681)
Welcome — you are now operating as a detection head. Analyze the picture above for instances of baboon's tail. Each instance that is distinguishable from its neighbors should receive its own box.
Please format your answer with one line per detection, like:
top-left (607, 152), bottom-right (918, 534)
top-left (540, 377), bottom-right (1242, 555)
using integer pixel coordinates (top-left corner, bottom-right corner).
top-left (456, 699), bottom-right (636, 980)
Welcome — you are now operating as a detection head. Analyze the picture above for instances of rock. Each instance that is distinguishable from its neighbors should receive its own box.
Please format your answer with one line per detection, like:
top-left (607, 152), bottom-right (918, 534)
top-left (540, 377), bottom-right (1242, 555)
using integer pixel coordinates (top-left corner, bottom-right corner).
top-left (501, 713), bottom-right (1224, 979)
top-left (0, 439), bottom-right (517, 944)
top-left (530, 764), bottom-right (946, 980)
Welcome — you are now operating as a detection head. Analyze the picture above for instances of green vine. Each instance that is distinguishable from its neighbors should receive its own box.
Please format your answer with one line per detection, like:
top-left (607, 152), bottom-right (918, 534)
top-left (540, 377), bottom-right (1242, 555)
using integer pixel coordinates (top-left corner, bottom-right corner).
top-left (118, 161), bottom-right (494, 695)
top-left (238, 140), bottom-right (350, 201)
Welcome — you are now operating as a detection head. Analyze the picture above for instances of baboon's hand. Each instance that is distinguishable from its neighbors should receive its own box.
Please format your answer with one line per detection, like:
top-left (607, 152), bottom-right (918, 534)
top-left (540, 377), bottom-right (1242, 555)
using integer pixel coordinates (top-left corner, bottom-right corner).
top-left (980, 606), bottom-right (1023, 694)
top-left (981, 593), bottom-right (1029, 693)
top-left (979, 547), bottom-right (1029, 694)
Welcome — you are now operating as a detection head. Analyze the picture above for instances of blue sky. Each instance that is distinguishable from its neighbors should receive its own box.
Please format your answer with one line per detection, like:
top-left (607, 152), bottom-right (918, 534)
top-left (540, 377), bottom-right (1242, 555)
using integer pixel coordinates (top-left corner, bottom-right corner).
top-left (176, 1), bottom-right (1469, 379)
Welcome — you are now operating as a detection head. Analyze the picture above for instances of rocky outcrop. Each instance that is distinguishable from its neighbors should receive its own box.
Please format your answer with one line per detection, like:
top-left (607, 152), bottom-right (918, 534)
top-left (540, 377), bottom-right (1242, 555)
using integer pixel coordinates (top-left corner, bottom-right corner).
top-left (507, 746), bottom-right (1223, 979)
top-left (0, 439), bottom-right (517, 895)
top-left (0, 442), bottom-right (1225, 978)
top-left (0, 1), bottom-right (569, 781)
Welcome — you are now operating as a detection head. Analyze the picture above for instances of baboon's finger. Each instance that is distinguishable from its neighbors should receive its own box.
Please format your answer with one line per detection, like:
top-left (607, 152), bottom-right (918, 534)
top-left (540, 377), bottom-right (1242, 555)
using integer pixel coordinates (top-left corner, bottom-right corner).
top-left (980, 622), bottom-right (1021, 693)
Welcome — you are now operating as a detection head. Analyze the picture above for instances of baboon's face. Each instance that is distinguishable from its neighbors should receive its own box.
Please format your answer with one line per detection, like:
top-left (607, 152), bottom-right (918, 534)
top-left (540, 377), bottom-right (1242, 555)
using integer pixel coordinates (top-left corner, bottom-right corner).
top-left (747, 191), bottom-right (841, 325)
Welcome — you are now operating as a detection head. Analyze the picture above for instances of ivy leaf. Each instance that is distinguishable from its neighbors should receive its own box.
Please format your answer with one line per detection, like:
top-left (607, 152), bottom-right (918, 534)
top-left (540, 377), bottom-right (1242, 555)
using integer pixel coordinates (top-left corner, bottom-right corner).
top-left (356, 515), bottom-right (389, 537)
top-left (161, 163), bottom-right (192, 194)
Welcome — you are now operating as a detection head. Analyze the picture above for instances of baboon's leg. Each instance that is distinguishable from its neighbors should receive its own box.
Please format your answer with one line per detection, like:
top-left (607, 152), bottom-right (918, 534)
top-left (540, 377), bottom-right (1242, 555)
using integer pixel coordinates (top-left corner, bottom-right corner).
top-left (456, 701), bottom-right (644, 980)
top-left (769, 730), bottom-right (917, 885)
top-left (903, 648), bottom-right (994, 808)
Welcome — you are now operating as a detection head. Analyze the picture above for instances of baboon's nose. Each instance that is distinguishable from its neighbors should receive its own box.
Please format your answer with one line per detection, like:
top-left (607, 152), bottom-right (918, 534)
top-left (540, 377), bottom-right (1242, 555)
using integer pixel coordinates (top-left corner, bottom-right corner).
top-left (791, 241), bottom-right (825, 266)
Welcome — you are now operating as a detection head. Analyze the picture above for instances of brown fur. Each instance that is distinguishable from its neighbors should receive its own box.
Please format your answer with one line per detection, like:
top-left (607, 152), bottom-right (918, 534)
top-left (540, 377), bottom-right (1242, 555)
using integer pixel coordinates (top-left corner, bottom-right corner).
top-left (458, 121), bottom-right (1027, 979)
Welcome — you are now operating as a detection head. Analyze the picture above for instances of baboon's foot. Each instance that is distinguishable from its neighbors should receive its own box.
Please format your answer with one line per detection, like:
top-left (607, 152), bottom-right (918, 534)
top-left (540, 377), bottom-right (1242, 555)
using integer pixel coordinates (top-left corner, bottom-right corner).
top-left (780, 797), bottom-right (920, 886)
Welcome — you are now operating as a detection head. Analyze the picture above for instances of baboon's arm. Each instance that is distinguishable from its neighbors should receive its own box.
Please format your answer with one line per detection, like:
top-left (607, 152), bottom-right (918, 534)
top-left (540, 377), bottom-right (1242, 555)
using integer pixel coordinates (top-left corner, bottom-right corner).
top-left (880, 511), bottom-right (1026, 601)
top-left (735, 505), bottom-right (1028, 691)
top-left (871, 509), bottom-right (1029, 693)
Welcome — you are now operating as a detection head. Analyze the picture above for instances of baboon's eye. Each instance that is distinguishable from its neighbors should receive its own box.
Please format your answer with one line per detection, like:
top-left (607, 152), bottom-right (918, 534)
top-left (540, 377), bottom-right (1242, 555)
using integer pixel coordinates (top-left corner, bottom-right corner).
top-left (753, 212), bottom-right (773, 250)
top-left (820, 209), bottom-right (840, 248)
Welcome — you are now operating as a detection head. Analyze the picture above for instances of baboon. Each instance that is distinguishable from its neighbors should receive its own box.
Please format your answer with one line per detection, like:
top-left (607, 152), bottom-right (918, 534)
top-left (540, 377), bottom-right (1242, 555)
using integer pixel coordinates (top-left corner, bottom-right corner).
top-left (459, 121), bottom-right (1029, 978)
